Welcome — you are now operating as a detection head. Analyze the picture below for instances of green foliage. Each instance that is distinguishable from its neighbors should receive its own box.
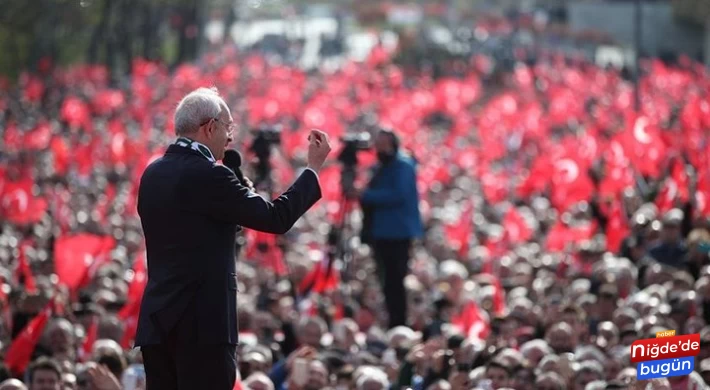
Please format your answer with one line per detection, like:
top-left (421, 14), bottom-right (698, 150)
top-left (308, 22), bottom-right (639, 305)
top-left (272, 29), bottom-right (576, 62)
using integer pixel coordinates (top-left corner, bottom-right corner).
top-left (0, 0), bottom-right (207, 81)
top-left (673, 0), bottom-right (710, 29)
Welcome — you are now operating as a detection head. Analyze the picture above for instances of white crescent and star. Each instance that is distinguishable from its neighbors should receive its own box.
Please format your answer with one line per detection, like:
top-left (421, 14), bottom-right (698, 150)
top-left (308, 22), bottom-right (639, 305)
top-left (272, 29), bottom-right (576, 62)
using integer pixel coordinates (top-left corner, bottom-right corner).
top-left (633, 116), bottom-right (652, 144)
top-left (555, 159), bottom-right (579, 183)
top-left (2, 189), bottom-right (29, 213)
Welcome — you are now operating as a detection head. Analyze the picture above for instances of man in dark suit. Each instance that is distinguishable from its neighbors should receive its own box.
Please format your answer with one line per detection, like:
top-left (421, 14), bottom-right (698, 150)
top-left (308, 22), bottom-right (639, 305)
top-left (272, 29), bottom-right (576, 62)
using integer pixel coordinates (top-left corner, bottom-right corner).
top-left (136, 87), bottom-right (330, 389)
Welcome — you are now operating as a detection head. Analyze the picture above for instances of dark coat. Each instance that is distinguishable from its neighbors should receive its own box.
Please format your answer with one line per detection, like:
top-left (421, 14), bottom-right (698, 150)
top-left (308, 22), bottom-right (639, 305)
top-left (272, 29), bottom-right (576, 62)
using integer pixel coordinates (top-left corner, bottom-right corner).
top-left (135, 142), bottom-right (321, 346)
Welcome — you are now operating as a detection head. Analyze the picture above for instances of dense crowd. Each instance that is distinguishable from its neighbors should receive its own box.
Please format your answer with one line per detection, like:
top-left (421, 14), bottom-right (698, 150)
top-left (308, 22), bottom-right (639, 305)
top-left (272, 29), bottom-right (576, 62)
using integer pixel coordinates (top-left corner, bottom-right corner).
top-left (1, 29), bottom-right (710, 390)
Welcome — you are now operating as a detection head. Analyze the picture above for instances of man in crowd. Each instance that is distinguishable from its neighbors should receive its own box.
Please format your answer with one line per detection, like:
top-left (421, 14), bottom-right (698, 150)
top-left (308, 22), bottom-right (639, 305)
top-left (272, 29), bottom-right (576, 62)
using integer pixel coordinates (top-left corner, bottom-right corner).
top-left (26, 358), bottom-right (61, 390)
top-left (357, 129), bottom-right (423, 329)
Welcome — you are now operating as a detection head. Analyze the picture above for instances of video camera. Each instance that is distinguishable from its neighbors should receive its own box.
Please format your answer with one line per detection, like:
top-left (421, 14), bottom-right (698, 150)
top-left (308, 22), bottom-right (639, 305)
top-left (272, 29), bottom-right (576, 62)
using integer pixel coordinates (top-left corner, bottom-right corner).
top-left (338, 132), bottom-right (371, 167)
top-left (250, 126), bottom-right (282, 190)
top-left (250, 126), bottom-right (281, 157)
top-left (338, 132), bottom-right (371, 198)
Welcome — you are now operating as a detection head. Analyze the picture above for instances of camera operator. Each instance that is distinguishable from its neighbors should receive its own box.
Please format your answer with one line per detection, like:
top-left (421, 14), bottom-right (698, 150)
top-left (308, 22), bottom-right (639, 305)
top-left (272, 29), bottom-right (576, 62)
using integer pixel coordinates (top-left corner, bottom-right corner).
top-left (350, 129), bottom-right (423, 329)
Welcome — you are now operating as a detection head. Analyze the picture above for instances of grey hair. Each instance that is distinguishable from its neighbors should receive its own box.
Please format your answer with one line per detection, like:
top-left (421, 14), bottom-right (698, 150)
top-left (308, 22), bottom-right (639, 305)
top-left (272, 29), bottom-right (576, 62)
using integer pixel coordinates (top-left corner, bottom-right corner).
top-left (243, 373), bottom-right (274, 390)
top-left (174, 87), bottom-right (224, 135)
top-left (584, 381), bottom-right (607, 390)
top-left (355, 367), bottom-right (389, 390)
top-left (520, 339), bottom-right (552, 357)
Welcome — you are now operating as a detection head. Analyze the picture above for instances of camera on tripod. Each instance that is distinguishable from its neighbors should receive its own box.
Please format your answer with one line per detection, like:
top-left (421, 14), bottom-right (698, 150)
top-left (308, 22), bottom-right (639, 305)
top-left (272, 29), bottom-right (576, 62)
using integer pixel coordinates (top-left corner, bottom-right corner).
top-left (250, 126), bottom-right (282, 189)
top-left (251, 126), bottom-right (281, 154)
top-left (338, 132), bottom-right (371, 197)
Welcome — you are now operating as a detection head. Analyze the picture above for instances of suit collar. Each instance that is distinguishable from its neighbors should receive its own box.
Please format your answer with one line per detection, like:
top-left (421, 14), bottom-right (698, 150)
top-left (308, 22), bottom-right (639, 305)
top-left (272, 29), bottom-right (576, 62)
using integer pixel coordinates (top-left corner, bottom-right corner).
top-left (169, 137), bottom-right (216, 163)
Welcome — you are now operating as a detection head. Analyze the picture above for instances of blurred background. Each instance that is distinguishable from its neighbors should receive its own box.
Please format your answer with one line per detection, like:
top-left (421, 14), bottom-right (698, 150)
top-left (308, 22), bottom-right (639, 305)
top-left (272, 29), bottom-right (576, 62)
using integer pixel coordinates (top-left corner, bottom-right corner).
top-left (2, 0), bottom-right (709, 81)
top-left (2, 0), bottom-right (710, 390)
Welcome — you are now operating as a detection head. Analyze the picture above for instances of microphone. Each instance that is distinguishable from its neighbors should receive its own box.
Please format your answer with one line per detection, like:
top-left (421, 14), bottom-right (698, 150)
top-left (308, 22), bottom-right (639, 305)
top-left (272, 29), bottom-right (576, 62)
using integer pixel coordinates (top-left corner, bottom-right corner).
top-left (223, 150), bottom-right (247, 184)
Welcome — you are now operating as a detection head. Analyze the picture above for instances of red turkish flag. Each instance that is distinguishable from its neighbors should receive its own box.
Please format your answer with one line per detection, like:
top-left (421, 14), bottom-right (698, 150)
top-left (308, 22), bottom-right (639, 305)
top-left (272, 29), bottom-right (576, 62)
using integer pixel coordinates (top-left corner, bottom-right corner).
top-left (503, 207), bottom-right (532, 244)
top-left (549, 157), bottom-right (595, 212)
top-left (92, 89), bottom-right (125, 116)
top-left (50, 136), bottom-right (70, 176)
top-left (79, 316), bottom-right (99, 362)
top-left (605, 202), bottom-right (630, 253)
top-left (244, 231), bottom-right (286, 276)
top-left (491, 276), bottom-right (506, 316)
top-left (621, 116), bottom-right (668, 179)
top-left (451, 300), bottom-right (490, 342)
top-left (298, 253), bottom-right (339, 296)
top-left (546, 220), bottom-right (598, 253)
top-left (2, 123), bottom-right (21, 154)
top-left (60, 96), bottom-right (92, 131)
top-left (54, 234), bottom-right (115, 292)
top-left (1, 178), bottom-right (48, 225)
top-left (15, 241), bottom-right (37, 294)
top-left (118, 253), bottom-right (145, 349)
top-left (22, 76), bottom-right (45, 103)
top-left (24, 122), bottom-right (52, 151)
top-left (444, 201), bottom-right (474, 258)
top-left (5, 303), bottom-right (52, 375)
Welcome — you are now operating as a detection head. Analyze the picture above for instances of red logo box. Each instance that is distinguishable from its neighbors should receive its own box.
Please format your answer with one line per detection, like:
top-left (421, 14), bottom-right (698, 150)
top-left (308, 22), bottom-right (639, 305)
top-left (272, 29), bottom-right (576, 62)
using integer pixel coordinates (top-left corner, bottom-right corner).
top-left (630, 334), bottom-right (700, 363)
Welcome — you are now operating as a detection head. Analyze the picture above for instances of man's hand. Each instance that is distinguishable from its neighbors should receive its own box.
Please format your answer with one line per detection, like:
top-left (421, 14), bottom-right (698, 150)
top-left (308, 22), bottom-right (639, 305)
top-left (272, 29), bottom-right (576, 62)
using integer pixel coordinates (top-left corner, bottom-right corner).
top-left (87, 363), bottom-right (122, 390)
top-left (306, 130), bottom-right (331, 173)
top-left (286, 346), bottom-right (317, 372)
top-left (243, 176), bottom-right (255, 191)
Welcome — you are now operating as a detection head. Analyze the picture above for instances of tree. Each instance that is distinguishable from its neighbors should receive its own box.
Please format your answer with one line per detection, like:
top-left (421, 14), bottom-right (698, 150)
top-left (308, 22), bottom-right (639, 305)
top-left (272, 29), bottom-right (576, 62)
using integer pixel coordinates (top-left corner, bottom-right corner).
top-left (673, 0), bottom-right (710, 29)
top-left (0, 0), bottom-right (212, 81)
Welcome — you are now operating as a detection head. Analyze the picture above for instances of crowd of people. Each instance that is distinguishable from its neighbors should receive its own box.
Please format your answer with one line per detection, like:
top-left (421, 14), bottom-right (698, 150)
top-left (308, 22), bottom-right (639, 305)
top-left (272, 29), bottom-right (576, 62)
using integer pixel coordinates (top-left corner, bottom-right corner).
top-left (0, 24), bottom-right (710, 390)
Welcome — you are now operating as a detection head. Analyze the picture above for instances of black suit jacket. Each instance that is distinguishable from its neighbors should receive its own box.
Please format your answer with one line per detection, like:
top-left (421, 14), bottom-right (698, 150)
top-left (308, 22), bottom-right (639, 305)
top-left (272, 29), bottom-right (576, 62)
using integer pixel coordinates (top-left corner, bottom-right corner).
top-left (135, 143), bottom-right (321, 346)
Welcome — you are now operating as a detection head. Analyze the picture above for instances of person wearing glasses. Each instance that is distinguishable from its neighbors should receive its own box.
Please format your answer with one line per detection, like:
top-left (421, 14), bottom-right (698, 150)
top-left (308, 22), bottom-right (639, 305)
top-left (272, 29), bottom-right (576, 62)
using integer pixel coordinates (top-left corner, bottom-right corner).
top-left (135, 87), bottom-right (330, 389)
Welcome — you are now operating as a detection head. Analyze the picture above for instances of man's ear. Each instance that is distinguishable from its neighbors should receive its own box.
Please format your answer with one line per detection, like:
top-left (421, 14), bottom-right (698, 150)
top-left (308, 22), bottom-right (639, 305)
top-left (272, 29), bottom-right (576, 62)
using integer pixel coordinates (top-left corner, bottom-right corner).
top-left (204, 120), bottom-right (215, 139)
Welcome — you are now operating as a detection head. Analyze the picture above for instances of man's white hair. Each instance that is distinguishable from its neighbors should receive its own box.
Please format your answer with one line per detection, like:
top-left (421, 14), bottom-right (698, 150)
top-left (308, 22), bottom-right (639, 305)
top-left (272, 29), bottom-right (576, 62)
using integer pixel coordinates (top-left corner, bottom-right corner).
top-left (174, 87), bottom-right (225, 135)
top-left (243, 373), bottom-right (274, 390)
top-left (355, 367), bottom-right (389, 390)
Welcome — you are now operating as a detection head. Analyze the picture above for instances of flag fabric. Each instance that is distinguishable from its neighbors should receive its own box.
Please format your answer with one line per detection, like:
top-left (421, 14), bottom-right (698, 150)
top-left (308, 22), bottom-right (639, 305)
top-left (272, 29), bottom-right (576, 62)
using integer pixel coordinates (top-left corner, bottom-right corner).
top-left (0, 178), bottom-right (48, 225)
top-left (125, 252), bottom-right (147, 305)
top-left (244, 230), bottom-right (286, 276)
top-left (298, 252), bottom-right (339, 296)
top-left (503, 207), bottom-right (532, 244)
top-left (79, 316), bottom-right (99, 362)
top-left (5, 302), bottom-right (52, 375)
top-left (117, 252), bottom-right (147, 349)
top-left (451, 300), bottom-right (490, 342)
top-left (444, 201), bottom-right (474, 258)
top-left (490, 276), bottom-right (506, 317)
top-left (605, 202), bottom-right (630, 254)
top-left (54, 234), bottom-right (115, 292)
top-left (15, 241), bottom-right (37, 294)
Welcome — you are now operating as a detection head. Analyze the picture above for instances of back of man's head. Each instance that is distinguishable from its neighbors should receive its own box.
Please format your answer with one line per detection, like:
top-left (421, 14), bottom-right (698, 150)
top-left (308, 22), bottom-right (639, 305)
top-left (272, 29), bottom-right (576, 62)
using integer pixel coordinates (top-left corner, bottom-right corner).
top-left (174, 87), bottom-right (225, 136)
top-left (0, 379), bottom-right (28, 390)
top-left (243, 372), bottom-right (274, 390)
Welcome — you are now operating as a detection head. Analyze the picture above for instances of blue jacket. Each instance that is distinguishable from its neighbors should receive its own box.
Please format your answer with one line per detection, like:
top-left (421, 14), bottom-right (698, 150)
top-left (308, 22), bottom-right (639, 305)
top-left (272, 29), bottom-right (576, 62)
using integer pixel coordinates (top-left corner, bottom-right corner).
top-left (361, 153), bottom-right (424, 240)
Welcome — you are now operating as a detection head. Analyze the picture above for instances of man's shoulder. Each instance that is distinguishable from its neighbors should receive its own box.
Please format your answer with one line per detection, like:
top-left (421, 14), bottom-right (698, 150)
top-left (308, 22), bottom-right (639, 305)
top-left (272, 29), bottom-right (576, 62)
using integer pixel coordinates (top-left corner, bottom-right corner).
top-left (394, 153), bottom-right (417, 171)
top-left (141, 156), bottom-right (235, 192)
